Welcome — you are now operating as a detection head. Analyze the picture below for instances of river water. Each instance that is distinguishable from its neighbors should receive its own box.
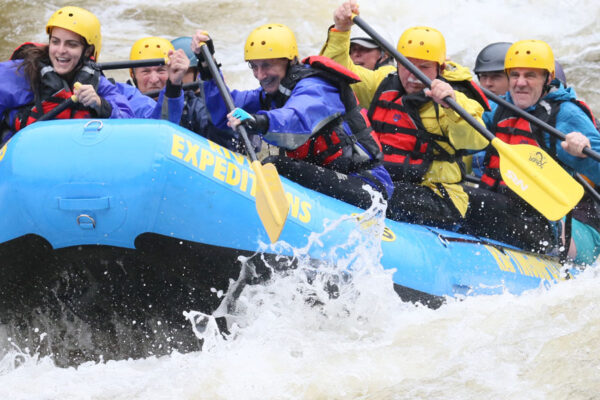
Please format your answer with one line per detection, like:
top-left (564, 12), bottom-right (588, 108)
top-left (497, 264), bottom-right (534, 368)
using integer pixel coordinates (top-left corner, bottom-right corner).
top-left (2, 0), bottom-right (600, 399)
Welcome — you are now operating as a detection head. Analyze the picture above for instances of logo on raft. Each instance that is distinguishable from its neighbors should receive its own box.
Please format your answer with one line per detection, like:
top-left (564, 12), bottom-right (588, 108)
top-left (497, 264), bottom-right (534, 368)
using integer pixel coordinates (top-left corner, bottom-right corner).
top-left (351, 213), bottom-right (396, 242)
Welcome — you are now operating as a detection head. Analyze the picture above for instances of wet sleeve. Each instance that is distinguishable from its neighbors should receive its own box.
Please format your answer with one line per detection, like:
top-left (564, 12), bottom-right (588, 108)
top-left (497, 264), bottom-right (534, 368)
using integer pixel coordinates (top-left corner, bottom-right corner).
top-left (97, 77), bottom-right (135, 118)
top-left (444, 91), bottom-right (489, 151)
top-left (260, 77), bottom-right (346, 150)
top-left (0, 61), bottom-right (35, 117)
top-left (554, 102), bottom-right (600, 183)
top-left (319, 27), bottom-right (391, 108)
top-left (154, 85), bottom-right (184, 124)
top-left (202, 77), bottom-right (262, 130)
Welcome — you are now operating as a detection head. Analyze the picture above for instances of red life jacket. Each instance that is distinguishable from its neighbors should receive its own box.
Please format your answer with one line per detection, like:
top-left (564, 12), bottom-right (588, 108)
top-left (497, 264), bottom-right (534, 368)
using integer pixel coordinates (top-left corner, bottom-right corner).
top-left (12, 62), bottom-right (100, 132)
top-left (262, 55), bottom-right (383, 174)
top-left (366, 73), bottom-right (461, 182)
top-left (9, 42), bottom-right (45, 60)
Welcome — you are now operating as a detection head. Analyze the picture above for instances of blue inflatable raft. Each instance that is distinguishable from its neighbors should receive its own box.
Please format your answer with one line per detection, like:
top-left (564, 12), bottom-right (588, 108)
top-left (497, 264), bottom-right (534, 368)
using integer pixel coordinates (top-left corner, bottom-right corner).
top-left (0, 118), bottom-right (572, 295)
top-left (0, 118), bottom-right (575, 362)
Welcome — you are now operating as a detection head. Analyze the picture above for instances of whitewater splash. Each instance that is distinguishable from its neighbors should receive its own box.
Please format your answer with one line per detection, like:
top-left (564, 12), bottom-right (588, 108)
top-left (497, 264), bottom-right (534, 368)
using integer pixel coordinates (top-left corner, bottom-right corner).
top-left (184, 189), bottom-right (397, 349)
top-left (1, 196), bottom-right (600, 397)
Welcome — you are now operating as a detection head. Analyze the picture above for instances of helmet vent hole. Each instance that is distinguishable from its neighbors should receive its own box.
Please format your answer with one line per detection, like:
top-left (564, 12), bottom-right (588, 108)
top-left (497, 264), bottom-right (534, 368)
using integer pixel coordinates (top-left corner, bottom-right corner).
top-left (261, 41), bottom-right (266, 45)
top-left (526, 50), bottom-right (531, 54)
top-left (408, 40), bottom-right (412, 44)
top-left (68, 13), bottom-right (73, 17)
top-left (250, 42), bottom-right (254, 47)
top-left (420, 41), bottom-right (424, 46)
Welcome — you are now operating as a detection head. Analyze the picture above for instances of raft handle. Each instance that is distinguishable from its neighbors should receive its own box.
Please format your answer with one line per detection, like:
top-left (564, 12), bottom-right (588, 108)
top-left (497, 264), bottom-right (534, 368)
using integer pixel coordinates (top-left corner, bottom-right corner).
top-left (83, 120), bottom-right (103, 131)
top-left (76, 214), bottom-right (96, 229)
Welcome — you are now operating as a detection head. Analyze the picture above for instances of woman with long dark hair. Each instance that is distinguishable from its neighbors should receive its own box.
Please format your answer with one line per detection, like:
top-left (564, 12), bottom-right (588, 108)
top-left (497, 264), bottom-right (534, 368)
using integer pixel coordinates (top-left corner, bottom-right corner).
top-left (0, 6), bottom-right (133, 143)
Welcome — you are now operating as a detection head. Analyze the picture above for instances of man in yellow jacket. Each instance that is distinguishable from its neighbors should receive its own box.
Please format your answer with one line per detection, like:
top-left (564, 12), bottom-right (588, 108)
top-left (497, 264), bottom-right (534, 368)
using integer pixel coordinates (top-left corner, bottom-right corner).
top-left (321, 1), bottom-right (489, 229)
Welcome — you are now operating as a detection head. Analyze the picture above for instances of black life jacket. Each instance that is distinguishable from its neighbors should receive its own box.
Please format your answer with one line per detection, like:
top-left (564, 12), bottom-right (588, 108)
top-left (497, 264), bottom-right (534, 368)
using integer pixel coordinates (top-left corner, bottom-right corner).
top-left (261, 55), bottom-right (383, 175)
top-left (366, 72), bottom-right (464, 182)
top-left (12, 61), bottom-right (101, 132)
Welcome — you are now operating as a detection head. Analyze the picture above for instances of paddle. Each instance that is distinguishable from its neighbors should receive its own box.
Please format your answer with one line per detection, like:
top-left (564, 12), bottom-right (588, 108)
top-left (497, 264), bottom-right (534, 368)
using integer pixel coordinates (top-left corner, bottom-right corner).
top-left (352, 15), bottom-right (584, 221)
top-left (480, 86), bottom-right (600, 203)
top-left (96, 58), bottom-right (166, 71)
top-left (197, 43), bottom-right (289, 242)
top-left (480, 86), bottom-right (600, 163)
top-left (143, 81), bottom-right (200, 98)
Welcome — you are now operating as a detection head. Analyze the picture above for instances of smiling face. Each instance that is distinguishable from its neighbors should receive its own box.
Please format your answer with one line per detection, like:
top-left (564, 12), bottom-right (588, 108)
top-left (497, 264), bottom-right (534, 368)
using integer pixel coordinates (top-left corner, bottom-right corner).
top-left (48, 27), bottom-right (86, 76)
top-left (398, 57), bottom-right (439, 94)
top-left (248, 58), bottom-right (289, 94)
top-left (508, 67), bottom-right (549, 109)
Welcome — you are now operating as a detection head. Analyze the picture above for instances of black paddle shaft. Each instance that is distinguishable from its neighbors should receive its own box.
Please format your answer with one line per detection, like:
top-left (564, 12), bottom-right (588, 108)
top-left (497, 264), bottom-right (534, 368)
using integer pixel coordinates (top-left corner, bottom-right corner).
top-left (481, 86), bottom-right (600, 163)
top-left (37, 98), bottom-right (75, 122)
top-left (353, 16), bottom-right (496, 143)
top-left (97, 58), bottom-right (166, 71)
top-left (198, 44), bottom-right (258, 161)
top-left (143, 81), bottom-right (200, 98)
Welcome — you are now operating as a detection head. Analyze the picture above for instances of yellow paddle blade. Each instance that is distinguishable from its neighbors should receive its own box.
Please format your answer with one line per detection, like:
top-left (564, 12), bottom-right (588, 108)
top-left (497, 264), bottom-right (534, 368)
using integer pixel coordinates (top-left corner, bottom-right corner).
top-left (251, 160), bottom-right (289, 242)
top-left (494, 138), bottom-right (584, 221)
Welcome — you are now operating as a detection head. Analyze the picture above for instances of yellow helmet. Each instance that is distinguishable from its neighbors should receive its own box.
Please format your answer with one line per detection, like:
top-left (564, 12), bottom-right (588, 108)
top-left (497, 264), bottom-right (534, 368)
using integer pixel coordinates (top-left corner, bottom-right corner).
top-left (129, 37), bottom-right (173, 78)
top-left (46, 6), bottom-right (102, 60)
top-left (504, 40), bottom-right (555, 75)
top-left (130, 37), bottom-right (174, 61)
top-left (244, 23), bottom-right (298, 61)
top-left (396, 26), bottom-right (446, 65)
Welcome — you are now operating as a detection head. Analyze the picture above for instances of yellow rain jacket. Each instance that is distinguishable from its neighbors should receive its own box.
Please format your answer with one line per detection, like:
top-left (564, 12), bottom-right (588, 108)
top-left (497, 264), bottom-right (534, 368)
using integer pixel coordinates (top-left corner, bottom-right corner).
top-left (320, 27), bottom-right (488, 216)
top-left (320, 27), bottom-right (395, 109)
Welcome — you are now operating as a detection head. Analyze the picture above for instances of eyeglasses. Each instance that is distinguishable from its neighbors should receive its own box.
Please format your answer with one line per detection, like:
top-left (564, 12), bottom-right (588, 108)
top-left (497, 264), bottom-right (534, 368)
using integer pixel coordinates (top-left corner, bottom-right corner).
top-left (248, 61), bottom-right (275, 72)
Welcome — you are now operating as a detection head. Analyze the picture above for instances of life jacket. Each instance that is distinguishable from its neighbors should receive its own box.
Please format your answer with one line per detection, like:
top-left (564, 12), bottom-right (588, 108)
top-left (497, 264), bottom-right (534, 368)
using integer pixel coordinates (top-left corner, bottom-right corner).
top-left (366, 73), bottom-right (465, 182)
top-left (481, 95), bottom-right (597, 191)
top-left (11, 61), bottom-right (101, 132)
top-left (261, 55), bottom-right (383, 175)
top-left (9, 42), bottom-right (45, 60)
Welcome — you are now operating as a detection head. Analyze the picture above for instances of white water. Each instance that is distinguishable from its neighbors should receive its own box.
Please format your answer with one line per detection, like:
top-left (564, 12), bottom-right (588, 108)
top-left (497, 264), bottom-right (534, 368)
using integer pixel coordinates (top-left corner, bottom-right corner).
top-left (2, 0), bottom-right (600, 398)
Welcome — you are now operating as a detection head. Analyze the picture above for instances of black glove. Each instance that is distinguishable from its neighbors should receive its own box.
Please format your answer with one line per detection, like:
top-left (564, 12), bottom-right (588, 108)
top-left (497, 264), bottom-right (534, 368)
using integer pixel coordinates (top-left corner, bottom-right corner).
top-left (195, 38), bottom-right (221, 81)
top-left (241, 113), bottom-right (269, 134)
top-left (90, 98), bottom-right (112, 118)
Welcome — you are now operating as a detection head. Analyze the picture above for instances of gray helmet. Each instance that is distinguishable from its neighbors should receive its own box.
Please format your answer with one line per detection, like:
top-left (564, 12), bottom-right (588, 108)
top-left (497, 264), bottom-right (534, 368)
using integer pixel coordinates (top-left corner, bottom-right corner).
top-left (350, 36), bottom-right (380, 49)
top-left (473, 42), bottom-right (512, 74)
top-left (555, 60), bottom-right (567, 86)
top-left (171, 36), bottom-right (198, 68)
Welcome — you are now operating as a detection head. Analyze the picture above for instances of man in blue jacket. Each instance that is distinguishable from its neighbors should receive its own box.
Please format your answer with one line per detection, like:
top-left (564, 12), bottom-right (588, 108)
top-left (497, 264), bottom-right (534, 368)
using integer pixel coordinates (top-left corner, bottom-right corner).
top-left (465, 40), bottom-right (600, 264)
top-left (113, 37), bottom-right (186, 124)
top-left (191, 24), bottom-right (393, 208)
